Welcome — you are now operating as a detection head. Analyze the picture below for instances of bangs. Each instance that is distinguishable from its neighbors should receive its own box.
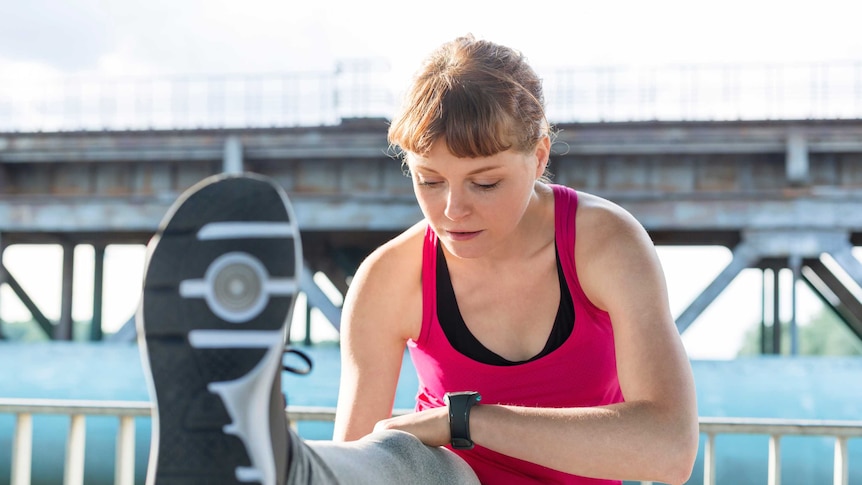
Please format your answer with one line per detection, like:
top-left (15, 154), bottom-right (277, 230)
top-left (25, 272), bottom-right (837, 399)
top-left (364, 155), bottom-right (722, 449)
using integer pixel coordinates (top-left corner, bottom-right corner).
top-left (388, 75), bottom-right (518, 159)
top-left (387, 34), bottom-right (548, 160)
top-left (439, 81), bottom-right (517, 158)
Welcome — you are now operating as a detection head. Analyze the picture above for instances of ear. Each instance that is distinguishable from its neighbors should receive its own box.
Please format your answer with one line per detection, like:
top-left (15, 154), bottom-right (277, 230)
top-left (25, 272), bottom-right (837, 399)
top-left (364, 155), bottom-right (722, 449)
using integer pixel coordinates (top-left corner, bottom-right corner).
top-left (533, 136), bottom-right (551, 179)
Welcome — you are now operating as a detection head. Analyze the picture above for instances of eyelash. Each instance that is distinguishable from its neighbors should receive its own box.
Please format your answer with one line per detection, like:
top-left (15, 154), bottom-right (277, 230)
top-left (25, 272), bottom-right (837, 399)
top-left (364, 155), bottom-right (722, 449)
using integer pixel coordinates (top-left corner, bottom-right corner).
top-left (474, 182), bottom-right (499, 190)
top-left (418, 180), bottom-right (500, 191)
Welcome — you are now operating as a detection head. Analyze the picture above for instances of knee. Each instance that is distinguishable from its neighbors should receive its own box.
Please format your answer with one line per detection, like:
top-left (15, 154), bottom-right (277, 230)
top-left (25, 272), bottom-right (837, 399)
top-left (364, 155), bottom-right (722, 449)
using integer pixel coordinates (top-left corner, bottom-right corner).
top-left (365, 429), bottom-right (425, 452)
top-left (364, 430), bottom-right (479, 484)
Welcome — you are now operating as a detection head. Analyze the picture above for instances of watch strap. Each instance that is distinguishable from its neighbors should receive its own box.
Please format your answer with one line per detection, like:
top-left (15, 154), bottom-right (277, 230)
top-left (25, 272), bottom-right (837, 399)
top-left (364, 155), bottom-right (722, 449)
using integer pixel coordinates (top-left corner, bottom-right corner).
top-left (445, 391), bottom-right (481, 449)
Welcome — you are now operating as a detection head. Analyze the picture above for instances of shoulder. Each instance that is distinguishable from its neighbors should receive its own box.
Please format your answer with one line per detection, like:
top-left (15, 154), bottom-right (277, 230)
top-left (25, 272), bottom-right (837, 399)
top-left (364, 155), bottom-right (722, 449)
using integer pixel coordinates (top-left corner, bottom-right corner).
top-left (574, 191), bottom-right (646, 241)
top-left (342, 220), bottom-right (427, 340)
top-left (550, 185), bottom-right (641, 239)
top-left (572, 192), bottom-right (661, 311)
top-left (355, 220), bottom-right (426, 284)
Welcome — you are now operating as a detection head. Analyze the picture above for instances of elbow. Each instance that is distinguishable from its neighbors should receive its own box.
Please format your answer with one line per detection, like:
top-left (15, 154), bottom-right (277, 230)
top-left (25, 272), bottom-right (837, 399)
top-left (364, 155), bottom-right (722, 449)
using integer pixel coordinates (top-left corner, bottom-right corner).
top-left (664, 460), bottom-right (696, 485)
top-left (651, 443), bottom-right (697, 485)
top-left (662, 458), bottom-right (696, 485)
top-left (657, 417), bottom-right (699, 485)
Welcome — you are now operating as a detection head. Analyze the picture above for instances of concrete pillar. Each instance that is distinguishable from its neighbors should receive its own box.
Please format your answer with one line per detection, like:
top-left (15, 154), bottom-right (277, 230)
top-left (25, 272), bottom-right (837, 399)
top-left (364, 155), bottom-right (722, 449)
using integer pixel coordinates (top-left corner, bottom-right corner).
top-left (772, 267), bottom-right (781, 355)
top-left (789, 255), bottom-right (802, 355)
top-left (786, 129), bottom-right (809, 185)
top-left (91, 243), bottom-right (106, 341)
top-left (223, 136), bottom-right (243, 174)
top-left (55, 242), bottom-right (75, 340)
top-left (760, 269), bottom-right (768, 354)
top-left (0, 234), bottom-right (4, 340)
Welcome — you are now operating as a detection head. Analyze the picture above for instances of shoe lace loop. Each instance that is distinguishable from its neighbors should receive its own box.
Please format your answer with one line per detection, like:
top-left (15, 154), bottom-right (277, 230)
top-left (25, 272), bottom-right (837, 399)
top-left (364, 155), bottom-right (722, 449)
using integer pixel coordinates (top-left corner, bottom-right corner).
top-left (282, 346), bottom-right (313, 375)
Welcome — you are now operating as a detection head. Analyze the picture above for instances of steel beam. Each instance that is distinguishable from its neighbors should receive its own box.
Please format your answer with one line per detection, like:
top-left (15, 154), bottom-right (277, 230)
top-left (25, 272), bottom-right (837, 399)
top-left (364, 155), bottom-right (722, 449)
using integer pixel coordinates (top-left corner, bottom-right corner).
top-left (0, 263), bottom-right (53, 338)
top-left (676, 241), bottom-right (761, 333)
top-left (301, 262), bottom-right (342, 332)
top-left (829, 246), bottom-right (862, 290)
top-left (3, 197), bottom-right (862, 234)
top-left (801, 259), bottom-right (862, 340)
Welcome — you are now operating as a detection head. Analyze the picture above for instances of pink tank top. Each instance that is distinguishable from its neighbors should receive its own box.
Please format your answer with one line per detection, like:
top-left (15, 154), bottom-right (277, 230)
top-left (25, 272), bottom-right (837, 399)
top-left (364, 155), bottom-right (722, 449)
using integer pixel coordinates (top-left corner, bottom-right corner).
top-left (408, 184), bottom-right (624, 484)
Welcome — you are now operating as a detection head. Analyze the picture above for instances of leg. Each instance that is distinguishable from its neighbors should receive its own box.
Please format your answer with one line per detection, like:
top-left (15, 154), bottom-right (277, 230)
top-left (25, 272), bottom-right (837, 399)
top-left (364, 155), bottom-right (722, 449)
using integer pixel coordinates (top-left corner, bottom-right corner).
top-left (304, 430), bottom-right (480, 485)
top-left (138, 173), bottom-right (302, 485)
top-left (138, 173), bottom-right (476, 485)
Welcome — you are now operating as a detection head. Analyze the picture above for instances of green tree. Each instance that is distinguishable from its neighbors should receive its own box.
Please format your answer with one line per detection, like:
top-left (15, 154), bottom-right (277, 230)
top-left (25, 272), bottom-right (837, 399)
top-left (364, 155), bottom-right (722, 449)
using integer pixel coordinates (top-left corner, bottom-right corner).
top-left (737, 310), bottom-right (862, 356)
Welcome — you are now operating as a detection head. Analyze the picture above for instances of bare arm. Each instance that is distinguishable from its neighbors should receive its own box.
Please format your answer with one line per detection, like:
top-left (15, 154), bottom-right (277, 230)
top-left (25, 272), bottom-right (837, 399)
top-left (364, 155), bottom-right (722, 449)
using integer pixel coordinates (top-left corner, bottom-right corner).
top-left (376, 197), bottom-right (698, 484)
top-left (332, 225), bottom-right (424, 441)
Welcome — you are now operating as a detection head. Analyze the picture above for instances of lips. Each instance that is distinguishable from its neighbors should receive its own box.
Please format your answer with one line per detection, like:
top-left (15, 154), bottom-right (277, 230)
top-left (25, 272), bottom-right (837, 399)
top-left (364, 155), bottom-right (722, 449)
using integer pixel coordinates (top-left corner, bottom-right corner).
top-left (446, 230), bottom-right (482, 241)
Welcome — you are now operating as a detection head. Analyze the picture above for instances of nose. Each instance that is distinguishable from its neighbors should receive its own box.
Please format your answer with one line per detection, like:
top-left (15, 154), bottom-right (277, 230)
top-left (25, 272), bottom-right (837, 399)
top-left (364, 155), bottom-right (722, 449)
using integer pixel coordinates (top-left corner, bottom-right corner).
top-left (444, 187), bottom-right (471, 221)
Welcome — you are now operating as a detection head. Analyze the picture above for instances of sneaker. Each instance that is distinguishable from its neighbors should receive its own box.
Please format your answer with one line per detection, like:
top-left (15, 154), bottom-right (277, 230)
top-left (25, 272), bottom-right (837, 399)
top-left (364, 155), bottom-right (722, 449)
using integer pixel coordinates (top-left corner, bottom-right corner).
top-left (138, 172), bottom-right (303, 485)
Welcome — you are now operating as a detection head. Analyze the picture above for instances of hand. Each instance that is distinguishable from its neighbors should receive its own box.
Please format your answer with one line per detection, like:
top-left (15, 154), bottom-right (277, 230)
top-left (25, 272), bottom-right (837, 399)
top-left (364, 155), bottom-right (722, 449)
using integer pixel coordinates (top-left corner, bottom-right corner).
top-left (373, 406), bottom-right (451, 447)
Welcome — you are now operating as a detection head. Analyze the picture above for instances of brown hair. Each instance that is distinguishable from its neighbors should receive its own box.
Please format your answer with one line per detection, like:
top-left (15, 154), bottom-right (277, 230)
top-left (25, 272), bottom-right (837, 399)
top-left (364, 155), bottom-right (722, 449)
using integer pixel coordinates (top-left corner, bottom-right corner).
top-left (387, 34), bottom-right (551, 159)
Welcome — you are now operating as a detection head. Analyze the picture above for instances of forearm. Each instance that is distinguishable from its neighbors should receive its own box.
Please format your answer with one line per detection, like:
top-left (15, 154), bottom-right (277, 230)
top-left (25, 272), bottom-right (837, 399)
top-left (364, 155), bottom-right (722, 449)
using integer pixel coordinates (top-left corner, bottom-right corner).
top-left (470, 400), bottom-right (698, 485)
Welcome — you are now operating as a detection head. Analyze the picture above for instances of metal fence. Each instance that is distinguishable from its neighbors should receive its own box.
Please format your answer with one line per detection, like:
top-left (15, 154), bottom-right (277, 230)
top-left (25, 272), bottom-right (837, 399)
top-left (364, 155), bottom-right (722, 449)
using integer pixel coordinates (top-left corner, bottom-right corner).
top-left (1, 61), bottom-right (861, 133)
top-left (2, 398), bottom-right (861, 485)
top-left (543, 62), bottom-right (862, 123)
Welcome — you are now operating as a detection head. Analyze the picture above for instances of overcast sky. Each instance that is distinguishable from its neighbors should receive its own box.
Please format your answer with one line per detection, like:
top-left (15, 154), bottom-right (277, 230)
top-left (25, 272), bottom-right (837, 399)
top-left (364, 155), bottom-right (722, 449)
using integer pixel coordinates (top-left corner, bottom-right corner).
top-left (2, 0), bottom-right (861, 83)
top-left (1, 0), bottom-right (860, 357)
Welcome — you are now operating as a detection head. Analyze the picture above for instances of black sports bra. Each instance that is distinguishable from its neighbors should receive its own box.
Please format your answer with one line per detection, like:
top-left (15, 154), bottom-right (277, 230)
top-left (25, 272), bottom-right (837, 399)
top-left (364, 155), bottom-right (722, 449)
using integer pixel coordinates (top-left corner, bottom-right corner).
top-left (436, 243), bottom-right (575, 366)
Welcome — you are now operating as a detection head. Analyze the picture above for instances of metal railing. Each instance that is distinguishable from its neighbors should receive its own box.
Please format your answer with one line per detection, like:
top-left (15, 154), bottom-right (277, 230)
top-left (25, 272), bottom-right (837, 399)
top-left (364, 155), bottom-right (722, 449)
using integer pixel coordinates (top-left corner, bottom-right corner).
top-left (0, 398), bottom-right (150, 485)
top-left (1, 61), bottom-right (861, 133)
top-left (698, 417), bottom-right (862, 485)
top-left (1, 398), bottom-right (861, 485)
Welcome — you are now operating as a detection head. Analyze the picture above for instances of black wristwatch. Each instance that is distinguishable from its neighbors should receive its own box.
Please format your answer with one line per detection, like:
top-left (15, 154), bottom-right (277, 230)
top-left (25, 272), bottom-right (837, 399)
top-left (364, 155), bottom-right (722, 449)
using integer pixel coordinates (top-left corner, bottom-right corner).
top-left (444, 391), bottom-right (482, 449)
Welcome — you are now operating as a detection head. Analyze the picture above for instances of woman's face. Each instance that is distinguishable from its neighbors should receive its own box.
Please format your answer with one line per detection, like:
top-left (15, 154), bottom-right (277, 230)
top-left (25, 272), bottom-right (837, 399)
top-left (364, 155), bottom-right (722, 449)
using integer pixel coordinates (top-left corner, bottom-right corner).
top-left (406, 139), bottom-right (548, 259)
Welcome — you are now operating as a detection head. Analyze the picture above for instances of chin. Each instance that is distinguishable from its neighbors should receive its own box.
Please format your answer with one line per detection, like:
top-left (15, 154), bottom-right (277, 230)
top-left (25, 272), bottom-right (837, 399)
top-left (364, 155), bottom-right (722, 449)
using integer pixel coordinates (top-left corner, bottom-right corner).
top-left (440, 240), bottom-right (486, 260)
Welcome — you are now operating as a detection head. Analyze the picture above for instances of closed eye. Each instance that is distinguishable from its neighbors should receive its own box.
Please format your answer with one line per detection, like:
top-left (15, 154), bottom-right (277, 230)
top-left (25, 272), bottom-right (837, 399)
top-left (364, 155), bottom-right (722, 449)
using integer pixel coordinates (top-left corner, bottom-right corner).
top-left (474, 181), bottom-right (500, 190)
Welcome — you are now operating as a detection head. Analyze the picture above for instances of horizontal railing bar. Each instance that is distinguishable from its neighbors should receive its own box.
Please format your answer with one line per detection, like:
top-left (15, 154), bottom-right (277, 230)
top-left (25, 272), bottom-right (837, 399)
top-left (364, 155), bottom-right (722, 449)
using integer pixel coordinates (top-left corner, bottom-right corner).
top-left (0, 398), bottom-right (152, 416)
top-left (286, 405), bottom-right (412, 422)
top-left (3, 398), bottom-right (862, 439)
top-left (3, 401), bottom-right (861, 485)
top-left (700, 417), bottom-right (862, 437)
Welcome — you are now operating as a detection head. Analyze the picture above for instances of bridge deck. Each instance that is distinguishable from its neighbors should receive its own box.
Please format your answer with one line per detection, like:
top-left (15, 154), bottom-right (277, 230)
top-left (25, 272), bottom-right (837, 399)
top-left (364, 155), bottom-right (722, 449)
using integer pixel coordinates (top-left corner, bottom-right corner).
top-left (1, 118), bottom-right (861, 343)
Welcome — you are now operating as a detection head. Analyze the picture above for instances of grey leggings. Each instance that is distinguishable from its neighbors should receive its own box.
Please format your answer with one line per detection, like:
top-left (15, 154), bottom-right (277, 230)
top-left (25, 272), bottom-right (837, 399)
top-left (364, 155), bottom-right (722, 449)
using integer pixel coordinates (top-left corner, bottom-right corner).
top-left (286, 428), bottom-right (481, 484)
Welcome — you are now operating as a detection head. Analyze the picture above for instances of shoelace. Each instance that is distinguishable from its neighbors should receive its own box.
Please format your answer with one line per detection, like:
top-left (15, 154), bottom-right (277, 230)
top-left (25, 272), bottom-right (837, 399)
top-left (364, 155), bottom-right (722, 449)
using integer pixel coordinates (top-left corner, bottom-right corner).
top-left (282, 346), bottom-right (313, 375)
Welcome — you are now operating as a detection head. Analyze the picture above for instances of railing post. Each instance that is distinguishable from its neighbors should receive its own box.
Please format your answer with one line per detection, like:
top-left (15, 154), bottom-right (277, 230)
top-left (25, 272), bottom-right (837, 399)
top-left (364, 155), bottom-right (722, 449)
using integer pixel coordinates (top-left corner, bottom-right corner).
top-left (834, 436), bottom-right (848, 485)
top-left (64, 414), bottom-right (87, 485)
top-left (11, 413), bottom-right (33, 485)
top-left (768, 434), bottom-right (782, 485)
top-left (703, 432), bottom-right (716, 485)
top-left (115, 415), bottom-right (136, 485)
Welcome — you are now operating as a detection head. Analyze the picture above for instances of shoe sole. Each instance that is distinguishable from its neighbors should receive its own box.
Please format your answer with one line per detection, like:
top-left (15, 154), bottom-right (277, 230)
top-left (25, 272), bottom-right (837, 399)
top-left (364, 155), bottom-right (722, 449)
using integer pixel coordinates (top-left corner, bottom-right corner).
top-left (138, 173), bottom-right (301, 485)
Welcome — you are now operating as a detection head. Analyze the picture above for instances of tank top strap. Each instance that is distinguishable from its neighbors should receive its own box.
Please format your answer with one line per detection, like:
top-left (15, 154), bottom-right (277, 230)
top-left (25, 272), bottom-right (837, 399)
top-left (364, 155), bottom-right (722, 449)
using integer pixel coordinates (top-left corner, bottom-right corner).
top-left (551, 184), bottom-right (578, 274)
top-left (418, 224), bottom-right (438, 346)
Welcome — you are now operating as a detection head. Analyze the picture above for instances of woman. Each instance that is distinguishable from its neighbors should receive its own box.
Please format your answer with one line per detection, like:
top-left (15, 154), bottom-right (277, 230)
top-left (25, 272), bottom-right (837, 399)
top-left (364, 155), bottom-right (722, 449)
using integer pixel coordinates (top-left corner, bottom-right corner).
top-left (140, 34), bottom-right (698, 485)
top-left (332, 34), bottom-right (699, 484)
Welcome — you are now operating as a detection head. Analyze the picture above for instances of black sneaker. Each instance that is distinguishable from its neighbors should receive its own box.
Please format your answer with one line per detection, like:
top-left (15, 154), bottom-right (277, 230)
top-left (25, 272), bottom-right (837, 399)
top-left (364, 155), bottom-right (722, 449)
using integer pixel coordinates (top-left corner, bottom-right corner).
top-left (138, 173), bottom-right (302, 485)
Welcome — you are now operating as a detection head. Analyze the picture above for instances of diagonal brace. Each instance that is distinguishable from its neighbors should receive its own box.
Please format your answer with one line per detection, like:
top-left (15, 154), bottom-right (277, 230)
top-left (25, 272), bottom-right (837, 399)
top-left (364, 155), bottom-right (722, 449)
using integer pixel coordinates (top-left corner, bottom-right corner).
top-left (0, 263), bottom-right (54, 338)
top-left (301, 261), bottom-right (343, 332)
top-left (675, 241), bottom-right (761, 334)
top-left (828, 245), bottom-right (862, 290)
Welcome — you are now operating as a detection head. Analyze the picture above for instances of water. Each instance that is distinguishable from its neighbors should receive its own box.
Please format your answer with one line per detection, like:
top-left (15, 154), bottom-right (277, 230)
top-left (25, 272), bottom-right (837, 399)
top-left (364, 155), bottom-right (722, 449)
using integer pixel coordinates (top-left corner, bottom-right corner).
top-left (1, 342), bottom-right (861, 484)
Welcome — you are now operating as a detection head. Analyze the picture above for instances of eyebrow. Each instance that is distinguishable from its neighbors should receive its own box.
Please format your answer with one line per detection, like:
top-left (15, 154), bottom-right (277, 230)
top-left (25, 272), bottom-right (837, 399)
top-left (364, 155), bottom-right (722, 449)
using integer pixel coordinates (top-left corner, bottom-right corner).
top-left (413, 164), bottom-right (504, 176)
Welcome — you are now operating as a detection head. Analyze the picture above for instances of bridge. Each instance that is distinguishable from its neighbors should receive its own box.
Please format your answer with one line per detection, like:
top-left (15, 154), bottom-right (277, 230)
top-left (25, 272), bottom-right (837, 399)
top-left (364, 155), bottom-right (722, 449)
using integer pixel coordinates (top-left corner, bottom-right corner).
top-left (1, 61), bottom-right (861, 351)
